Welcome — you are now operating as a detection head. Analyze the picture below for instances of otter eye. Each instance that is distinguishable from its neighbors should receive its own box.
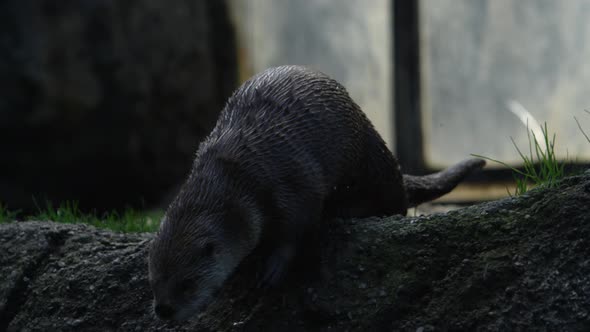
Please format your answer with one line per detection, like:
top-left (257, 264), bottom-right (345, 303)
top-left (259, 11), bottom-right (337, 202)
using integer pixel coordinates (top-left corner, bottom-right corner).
top-left (202, 242), bottom-right (215, 257)
top-left (178, 279), bottom-right (194, 293)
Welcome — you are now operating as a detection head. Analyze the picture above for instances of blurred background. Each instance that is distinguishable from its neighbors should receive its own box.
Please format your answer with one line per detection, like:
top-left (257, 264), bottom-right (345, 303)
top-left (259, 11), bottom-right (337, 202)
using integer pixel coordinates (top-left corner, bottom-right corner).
top-left (1, 0), bottom-right (589, 213)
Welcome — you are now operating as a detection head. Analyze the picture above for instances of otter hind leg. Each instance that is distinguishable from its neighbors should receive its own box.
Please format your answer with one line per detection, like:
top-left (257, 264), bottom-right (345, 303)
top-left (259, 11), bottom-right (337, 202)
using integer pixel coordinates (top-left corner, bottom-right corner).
top-left (361, 134), bottom-right (409, 216)
top-left (327, 136), bottom-right (408, 218)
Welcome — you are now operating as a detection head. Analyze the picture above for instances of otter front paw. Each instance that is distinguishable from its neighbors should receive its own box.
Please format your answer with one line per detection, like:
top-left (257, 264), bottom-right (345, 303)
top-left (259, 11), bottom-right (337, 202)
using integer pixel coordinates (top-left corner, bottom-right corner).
top-left (258, 244), bottom-right (295, 288)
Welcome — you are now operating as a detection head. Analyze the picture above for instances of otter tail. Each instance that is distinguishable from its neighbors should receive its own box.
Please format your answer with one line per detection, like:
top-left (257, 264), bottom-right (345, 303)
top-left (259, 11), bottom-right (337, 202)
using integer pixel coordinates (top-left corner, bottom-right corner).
top-left (403, 158), bottom-right (486, 207)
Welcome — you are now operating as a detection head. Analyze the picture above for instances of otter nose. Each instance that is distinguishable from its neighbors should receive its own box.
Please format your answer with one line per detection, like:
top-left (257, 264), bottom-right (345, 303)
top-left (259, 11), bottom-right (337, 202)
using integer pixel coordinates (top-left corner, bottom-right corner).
top-left (154, 303), bottom-right (175, 320)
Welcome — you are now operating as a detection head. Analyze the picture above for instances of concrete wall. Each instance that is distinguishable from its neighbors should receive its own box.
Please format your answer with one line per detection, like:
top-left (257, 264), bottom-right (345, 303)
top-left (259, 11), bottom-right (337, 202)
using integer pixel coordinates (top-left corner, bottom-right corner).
top-left (227, 0), bottom-right (394, 147)
top-left (421, 0), bottom-right (590, 167)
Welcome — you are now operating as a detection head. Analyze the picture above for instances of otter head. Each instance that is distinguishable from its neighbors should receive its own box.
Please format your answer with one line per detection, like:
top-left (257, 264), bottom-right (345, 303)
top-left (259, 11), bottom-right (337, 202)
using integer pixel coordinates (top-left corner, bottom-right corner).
top-left (148, 213), bottom-right (241, 321)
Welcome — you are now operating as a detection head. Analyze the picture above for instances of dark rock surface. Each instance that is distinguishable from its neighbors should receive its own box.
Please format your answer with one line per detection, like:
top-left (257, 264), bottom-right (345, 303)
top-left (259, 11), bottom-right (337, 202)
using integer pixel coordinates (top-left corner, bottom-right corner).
top-left (0, 0), bottom-right (237, 212)
top-left (1, 173), bottom-right (589, 331)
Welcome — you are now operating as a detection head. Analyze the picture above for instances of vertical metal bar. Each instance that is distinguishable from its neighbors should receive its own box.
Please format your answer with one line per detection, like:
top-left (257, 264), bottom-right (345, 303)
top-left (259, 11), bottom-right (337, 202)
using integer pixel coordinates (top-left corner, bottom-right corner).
top-left (393, 0), bottom-right (425, 174)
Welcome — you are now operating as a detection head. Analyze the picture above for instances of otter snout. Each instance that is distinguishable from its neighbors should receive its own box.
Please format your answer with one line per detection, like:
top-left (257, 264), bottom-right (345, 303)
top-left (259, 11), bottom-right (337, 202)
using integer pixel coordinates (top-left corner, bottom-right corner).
top-left (153, 298), bottom-right (207, 322)
top-left (154, 302), bottom-right (176, 320)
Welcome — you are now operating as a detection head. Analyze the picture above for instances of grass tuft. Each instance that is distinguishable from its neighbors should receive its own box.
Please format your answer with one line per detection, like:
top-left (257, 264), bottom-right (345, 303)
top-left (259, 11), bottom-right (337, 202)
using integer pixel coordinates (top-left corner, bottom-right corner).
top-left (574, 109), bottom-right (590, 144)
top-left (0, 203), bottom-right (20, 223)
top-left (0, 200), bottom-right (162, 233)
top-left (473, 122), bottom-right (565, 196)
top-left (32, 201), bottom-right (163, 233)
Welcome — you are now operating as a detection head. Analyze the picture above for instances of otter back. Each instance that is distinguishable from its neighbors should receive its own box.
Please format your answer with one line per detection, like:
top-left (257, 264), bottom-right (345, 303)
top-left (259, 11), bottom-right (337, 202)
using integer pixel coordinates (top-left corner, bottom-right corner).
top-left (206, 65), bottom-right (408, 219)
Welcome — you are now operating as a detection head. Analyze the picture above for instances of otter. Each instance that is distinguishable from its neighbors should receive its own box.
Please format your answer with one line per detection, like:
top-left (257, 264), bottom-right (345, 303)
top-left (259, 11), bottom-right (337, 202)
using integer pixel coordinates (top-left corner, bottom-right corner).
top-left (148, 65), bottom-right (485, 321)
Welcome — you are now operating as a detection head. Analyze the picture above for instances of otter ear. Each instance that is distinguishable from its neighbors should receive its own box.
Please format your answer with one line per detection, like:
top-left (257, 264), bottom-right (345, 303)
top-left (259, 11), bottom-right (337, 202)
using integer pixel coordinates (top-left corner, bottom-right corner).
top-left (226, 202), bottom-right (243, 221)
top-left (223, 202), bottom-right (250, 234)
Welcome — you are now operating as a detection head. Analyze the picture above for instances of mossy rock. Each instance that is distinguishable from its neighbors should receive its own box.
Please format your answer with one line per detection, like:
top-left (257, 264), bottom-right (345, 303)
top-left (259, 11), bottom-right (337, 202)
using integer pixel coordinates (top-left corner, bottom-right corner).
top-left (1, 172), bottom-right (589, 331)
